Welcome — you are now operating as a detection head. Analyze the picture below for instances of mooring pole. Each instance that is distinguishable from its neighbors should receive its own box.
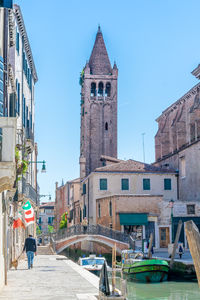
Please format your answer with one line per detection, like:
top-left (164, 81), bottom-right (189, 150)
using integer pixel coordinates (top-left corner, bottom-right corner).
top-left (170, 220), bottom-right (182, 268)
top-left (147, 233), bottom-right (153, 258)
top-left (112, 243), bottom-right (116, 294)
top-left (185, 220), bottom-right (200, 288)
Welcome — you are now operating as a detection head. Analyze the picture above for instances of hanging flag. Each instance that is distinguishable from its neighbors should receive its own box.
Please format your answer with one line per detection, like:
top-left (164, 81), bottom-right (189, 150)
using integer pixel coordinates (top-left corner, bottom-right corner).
top-left (22, 200), bottom-right (35, 226)
top-left (13, 211), bottom-right (25, 229)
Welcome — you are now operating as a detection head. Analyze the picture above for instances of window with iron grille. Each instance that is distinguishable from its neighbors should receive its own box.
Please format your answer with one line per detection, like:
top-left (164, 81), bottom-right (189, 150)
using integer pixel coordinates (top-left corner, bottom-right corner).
top-left (187, 204), bottom-right (195, 215)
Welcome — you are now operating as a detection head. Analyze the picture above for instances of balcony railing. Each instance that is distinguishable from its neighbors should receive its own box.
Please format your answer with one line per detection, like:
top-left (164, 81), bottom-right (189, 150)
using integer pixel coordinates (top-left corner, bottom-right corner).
top-left (22, 177), bottom-right (37, 204)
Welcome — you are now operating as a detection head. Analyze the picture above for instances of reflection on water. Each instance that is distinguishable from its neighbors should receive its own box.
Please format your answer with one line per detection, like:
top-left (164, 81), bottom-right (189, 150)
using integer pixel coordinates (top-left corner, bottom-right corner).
top-left (126, 280), bottom-right (200, 300)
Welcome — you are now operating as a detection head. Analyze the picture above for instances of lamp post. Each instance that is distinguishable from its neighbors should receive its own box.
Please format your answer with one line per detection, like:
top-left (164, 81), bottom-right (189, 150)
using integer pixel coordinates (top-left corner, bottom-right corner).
top-left (29, 160), bottom-right (47, 173)
top-left (169, 199), bottom-right (175, 243)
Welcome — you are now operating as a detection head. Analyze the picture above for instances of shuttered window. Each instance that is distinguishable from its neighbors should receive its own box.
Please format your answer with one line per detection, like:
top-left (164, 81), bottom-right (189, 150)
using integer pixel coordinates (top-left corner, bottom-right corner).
top-left (83, 183), bottom-right (86, 194)
top-left (100, 178), bottom-right (107, 190)
top-left (121, 178), bottom-right (129, 190)
top-left (143, 178), bottom-right (150, 190)
top-left (164, 178), bottom-right (171, 190)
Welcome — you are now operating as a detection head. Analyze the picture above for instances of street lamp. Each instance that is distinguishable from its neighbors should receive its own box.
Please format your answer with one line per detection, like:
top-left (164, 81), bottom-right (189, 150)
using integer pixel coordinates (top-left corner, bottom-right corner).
top-left (169, 199), bottom-right (175, 243)
top-left (39, 194), bottom-right (51, 201)
top-left (29, 160), bottom-right (47, 173)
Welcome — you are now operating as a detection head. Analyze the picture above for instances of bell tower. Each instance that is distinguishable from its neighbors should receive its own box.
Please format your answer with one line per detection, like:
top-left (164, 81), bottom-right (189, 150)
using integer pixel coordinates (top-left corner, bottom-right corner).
top-left (80, 26), bottom-right (118, 177)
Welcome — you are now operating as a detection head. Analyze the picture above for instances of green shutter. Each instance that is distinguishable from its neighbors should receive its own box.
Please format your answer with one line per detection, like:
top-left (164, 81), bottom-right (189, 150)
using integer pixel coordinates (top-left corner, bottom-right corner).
top-left (121, 178), bottom-right (129, 190)
top-left (100, 178), bottom-right (107, 190)
top-left (143, 178), bottom-right (150, 190)
top-left (164, 178), bottom-right (171, 190)
top-left (83, 183), bottom-right (86, 194)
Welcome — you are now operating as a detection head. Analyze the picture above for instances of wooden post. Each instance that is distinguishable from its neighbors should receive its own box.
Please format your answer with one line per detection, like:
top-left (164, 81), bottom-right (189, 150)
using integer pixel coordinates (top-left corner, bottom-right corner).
top-left (112, 243), bottom-right (116, 294)
top-left (170, 220), bottom-right (182, 268)
top-left (185, 220), bottom-right (200, 288)
top-left (147, 233), bottom-right (153, 258)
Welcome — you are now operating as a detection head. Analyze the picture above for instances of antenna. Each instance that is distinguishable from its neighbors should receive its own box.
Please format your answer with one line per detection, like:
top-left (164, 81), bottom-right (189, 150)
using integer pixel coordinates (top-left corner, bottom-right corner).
top-left (142, 133), bottom-right (145, 163)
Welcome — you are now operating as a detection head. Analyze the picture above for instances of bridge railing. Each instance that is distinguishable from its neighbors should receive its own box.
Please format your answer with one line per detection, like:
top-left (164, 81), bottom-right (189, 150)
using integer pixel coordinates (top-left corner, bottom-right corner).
top-left (54, 224), bottom-right (130, 244)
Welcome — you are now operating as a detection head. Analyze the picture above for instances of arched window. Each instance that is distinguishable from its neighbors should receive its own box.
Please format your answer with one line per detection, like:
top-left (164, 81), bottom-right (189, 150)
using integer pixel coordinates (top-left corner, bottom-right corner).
top-left (98, 82), bottom-right (104, 97)
top-left (105, 82), bottom-right (111, 97)
top-left (105, 122), bottom-right (108, 130)
top-left (90, 82), bottom-right (96, 97)
top-left (109, 201), bottom-right (112, 217)
top-left (98, 203), bottom-right (101, 218)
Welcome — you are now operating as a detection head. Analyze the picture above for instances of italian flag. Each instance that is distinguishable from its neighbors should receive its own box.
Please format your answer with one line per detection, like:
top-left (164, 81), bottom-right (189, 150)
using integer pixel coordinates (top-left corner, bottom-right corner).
top-left (22, 200), bottom-right (35, 226)
top-left (13, 211), bottom-right (25, 229)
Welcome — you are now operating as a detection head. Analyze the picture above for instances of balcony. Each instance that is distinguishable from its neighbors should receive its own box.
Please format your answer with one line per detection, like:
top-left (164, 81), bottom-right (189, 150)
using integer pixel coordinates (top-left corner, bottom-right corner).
top-left (25, 127), bottom-right (34, 154)
top-left (22, 177), bottom-right (37, 204)
top-left (0, 118), bottom-right (16, 192)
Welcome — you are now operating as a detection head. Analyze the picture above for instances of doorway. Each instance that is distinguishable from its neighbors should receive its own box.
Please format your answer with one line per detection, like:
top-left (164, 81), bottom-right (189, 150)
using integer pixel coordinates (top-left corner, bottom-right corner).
top-left (159, 227), bottom-right (170, 248)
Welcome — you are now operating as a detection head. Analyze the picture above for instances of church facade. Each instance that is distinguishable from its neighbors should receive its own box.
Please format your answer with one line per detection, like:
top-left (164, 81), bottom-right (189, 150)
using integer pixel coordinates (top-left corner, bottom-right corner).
top-left (155, 65), bottom-right (200, 246)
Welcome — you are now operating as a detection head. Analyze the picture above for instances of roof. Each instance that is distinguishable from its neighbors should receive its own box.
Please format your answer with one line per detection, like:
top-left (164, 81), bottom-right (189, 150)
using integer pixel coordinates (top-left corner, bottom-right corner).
top-left (14, 5), bottom-right (38, 83)
top-left (40, 202), bottom-right (55, 208)
top-left (94, 159), bottom-right (176, 174)
top-left (89, 26), bottom-right (112, 75)
top-left (67, 177), bottom-right (80, 184)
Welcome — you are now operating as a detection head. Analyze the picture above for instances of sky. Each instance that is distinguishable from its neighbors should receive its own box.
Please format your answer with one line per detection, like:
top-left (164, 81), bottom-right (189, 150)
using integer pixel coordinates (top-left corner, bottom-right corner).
top-left (15, 0), bottom-right (200, 201)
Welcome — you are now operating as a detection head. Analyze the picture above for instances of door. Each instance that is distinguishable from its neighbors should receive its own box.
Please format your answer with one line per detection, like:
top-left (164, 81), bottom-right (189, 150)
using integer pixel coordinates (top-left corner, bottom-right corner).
top-left (159, 227), bottom-right (170, 248)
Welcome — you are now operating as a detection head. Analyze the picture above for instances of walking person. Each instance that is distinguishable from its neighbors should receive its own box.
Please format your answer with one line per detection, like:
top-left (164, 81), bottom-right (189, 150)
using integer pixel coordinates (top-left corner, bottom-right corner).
top-left (82, 217), bottom-right (88, 234)
top-left (23, 234), bottom-right (37, 269)
top-left (178, 244), bottom-right (183, 259)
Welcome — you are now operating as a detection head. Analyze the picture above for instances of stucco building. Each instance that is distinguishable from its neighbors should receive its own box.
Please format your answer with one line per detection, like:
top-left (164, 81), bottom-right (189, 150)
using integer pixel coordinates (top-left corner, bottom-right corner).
top-left (81, 158), bottom-right (178, 248)
top-left (39, 202), bottom-right (55, 233)
top-left (155, 64), bottom-right (200, 246)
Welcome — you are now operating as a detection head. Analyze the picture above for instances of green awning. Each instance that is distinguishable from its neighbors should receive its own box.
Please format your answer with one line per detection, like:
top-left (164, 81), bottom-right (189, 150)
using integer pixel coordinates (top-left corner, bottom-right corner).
top-left (119, 213), bottom-right (148, 226)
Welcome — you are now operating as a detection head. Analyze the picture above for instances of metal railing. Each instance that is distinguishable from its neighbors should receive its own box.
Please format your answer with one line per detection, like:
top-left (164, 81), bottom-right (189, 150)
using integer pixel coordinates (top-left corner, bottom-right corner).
top-left (54, 224), bottom-right (130, 244)
top-left (22, 177), bottom-right (37, 204)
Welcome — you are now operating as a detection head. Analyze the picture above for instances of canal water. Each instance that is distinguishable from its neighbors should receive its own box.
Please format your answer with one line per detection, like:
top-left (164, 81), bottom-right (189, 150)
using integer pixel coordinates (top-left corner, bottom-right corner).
top-left (63, 249), bottom-right (200, 299)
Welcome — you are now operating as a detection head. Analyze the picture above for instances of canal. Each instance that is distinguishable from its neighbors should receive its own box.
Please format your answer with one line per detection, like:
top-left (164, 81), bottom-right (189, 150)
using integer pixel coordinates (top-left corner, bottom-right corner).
top-left (63, 248), bottom-right (200, 299)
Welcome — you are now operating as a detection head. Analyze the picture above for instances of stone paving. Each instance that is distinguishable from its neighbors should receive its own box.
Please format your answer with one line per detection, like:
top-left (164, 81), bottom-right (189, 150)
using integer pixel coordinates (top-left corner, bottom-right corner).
top-left (0, 255), bottom-right (99, 300)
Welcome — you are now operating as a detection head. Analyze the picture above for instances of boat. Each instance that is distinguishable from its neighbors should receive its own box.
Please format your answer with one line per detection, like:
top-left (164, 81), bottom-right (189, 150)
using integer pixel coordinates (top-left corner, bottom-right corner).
top-left (121, 250), bottom-right (169, 283)
top-left (78, 254), bottom-right (107, 275)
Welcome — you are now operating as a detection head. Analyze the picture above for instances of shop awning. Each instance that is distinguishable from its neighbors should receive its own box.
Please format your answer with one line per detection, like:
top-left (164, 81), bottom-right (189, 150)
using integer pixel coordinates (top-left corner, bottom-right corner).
top-left (119, 213), bottom-right (148, 226)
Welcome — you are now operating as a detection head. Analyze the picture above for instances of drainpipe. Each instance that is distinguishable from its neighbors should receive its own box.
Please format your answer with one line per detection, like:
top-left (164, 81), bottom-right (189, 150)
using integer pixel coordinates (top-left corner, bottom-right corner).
top-left (87, 178), bottom-right (89, 224)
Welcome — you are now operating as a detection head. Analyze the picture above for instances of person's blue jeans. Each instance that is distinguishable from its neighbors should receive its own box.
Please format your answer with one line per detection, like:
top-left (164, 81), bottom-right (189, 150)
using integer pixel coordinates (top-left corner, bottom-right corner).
top-left (26, 251), bottom-right (34, 269)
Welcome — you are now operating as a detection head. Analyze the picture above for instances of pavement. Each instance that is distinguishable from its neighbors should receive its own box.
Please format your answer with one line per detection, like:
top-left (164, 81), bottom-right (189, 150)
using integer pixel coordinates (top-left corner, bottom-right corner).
top-left (153, 249), bottom-right (193, 263)
top-left (0, 255), bottom-right (99, 300)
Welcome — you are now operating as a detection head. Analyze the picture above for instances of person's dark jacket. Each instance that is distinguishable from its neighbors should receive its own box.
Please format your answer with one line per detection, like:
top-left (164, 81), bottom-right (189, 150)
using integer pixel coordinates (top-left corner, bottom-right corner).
top-left (23, 237), bottom-right (37, 253)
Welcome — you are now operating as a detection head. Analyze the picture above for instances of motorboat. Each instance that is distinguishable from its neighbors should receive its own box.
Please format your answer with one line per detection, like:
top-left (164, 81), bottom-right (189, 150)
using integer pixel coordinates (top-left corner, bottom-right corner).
top-left (121, 250), bottom-right (169, 283)
top-left (78, 254), bottom-right (107, 274)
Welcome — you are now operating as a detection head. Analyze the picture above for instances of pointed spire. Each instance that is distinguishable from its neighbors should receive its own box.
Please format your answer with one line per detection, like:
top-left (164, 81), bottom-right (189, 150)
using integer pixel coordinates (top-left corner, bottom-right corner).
top-left (113, 61), bottom-right (117, 69)
top-left (89, 27), bottom-right (112, 75)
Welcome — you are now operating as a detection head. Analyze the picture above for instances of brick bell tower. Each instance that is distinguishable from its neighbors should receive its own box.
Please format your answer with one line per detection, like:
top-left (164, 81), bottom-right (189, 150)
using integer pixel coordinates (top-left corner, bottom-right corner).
top-left (79, 26), bottom-right (118, 178)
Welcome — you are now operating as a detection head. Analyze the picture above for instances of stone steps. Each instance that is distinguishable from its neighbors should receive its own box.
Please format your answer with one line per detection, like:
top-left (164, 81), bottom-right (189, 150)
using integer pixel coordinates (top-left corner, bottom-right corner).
top-left (37, 245), bottom-right (55, 255)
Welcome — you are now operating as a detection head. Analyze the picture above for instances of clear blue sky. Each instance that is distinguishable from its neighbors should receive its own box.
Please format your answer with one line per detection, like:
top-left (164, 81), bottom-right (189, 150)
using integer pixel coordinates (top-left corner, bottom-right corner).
top-left (16, 0), bottom-right (200, 201)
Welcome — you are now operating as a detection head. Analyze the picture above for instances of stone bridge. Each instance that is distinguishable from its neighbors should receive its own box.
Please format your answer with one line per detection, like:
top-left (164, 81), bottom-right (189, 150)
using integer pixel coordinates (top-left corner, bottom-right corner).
top-left (50, 224), bottom-right (130, 254)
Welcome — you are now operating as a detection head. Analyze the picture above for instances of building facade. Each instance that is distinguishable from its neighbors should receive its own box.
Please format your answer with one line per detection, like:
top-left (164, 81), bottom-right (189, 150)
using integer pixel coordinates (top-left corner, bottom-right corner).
top-left (0, 3), bottom-right (38, 290)
top-left (79, 26), bottom-right (118, 178)
top-left (155, 65), bottom-right (200, 247)
top-left (81, 159), bottom-right (178, 248)
top-left (39, 202), bottom-right (55, 233)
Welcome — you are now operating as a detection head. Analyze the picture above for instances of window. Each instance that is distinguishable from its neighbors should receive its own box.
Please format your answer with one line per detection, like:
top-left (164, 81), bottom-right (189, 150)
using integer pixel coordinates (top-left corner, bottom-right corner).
top-left (164, 178), bottom-right (171, 190)
top-left (105, 122), bottom-right (108, 130)
top-left (98, 82), bottom-right (104, 97)
top-left (100, 178), bottom-right (107, 190)
top-left (180, 157), bottom-right (186, 178)
top-left (98, 203), bottom-right (101, 218)
top-left (83, 183), bottom-right (86, 195)
top-left (16, 29), bottom-right (19, 53)
top-left (83, 205), bottom-right (86, 218)
top-left (109, 201), bottom-right (112, 217)
top-left (109, 223), bottom-right (113, 229)
top-left (121, 178), bottom-right (129, 190)
top-left (190, 123), bottom-right (196, 142)
top-left (91, 82), bottom-right (96, 97)
top-left (80, 209), bottom-right (82, 223)
top-left (48, 217), bottom-right (52, 224)
top-left (105, 82), bottom-right (111, 97)
top-left (187, 204), bottom-right (195, 215)
top-left (143, 178), bottom-right (150, 190)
